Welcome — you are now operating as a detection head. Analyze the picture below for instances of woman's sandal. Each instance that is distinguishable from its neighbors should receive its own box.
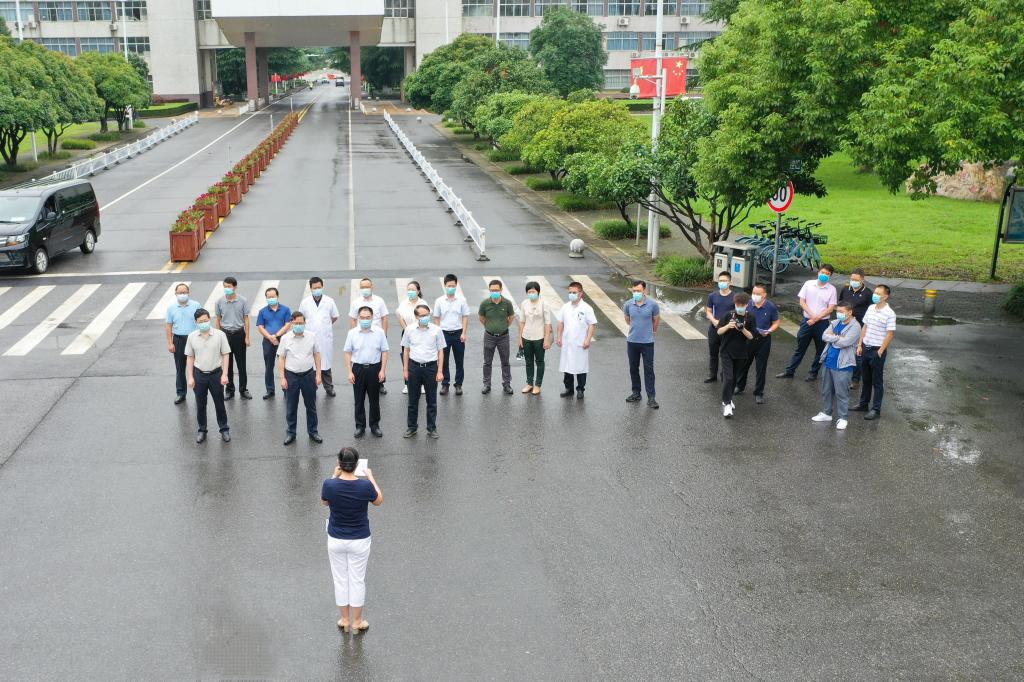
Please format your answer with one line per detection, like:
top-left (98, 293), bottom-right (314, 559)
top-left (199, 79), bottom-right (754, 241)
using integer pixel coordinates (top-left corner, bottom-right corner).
top-left (337, 620), bottom-right (349, 633)
top-left (352, 620), bottom-right (370, 635)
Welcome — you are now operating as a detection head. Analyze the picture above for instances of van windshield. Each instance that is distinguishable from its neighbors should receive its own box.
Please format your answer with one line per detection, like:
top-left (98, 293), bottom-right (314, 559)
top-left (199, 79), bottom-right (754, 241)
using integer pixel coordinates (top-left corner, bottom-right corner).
top-left (0, 196), bottom-right (42, 223)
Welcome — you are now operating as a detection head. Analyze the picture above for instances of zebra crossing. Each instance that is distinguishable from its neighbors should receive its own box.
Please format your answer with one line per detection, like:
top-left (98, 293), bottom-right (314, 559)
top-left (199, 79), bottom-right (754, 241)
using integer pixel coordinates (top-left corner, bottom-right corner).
top-left (0, 274), bottom-right (796, 360)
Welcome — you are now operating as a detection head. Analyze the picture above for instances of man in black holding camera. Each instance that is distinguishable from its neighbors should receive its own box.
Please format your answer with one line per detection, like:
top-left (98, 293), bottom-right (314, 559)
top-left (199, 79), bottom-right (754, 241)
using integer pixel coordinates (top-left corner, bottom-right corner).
top-left (716, 292), bottom-right (755, 419)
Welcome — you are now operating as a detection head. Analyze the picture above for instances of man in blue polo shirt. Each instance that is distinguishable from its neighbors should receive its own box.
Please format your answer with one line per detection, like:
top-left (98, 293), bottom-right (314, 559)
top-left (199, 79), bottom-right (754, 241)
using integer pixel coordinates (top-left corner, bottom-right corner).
top-left (623, 280), bottom-right (661, 409)
top-left (734, 283), bottom-right (780, 405)
top-left (704, 271), bottom-right (736, 383)
top-left (164, 282), bottom-right (200, 405)
top-left (256, 286), bottom-right (292, 400)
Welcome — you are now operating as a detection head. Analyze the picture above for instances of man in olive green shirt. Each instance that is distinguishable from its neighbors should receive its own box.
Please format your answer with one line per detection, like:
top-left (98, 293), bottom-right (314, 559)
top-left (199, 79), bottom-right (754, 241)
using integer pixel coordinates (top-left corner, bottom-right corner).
top-left (478, 279), bottom-right (516, 395)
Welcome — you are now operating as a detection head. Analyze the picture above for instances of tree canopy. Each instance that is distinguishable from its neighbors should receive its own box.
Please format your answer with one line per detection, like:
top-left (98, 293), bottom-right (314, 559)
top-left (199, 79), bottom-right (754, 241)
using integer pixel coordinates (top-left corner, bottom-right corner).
top-left (522, 99), bottom-right (644, 178)
top-left (448, 45), bottom-right (553, 125)
top-left (77, 51), bottom-right (151, 132)
top-left (217, 47), bottom-right (312, 97)
top-left (19, 41), bottom-right (102, 154)
top-left (472, 92), bottom-right (546, 146)
top-left (0, 38), bottom-right (52, 165)
top-left (403, 34), bottom-right (496, 113)
top-left (528, 7), bottom-right (606, 97)
top-left (362, 46), bottom-right (405, 91)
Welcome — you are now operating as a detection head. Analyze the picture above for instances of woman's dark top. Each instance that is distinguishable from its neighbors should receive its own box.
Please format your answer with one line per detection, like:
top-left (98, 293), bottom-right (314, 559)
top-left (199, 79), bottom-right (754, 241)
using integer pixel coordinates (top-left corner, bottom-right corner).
top-left (321, 478), bottom-right (377, 540)
top-left (719, 311), bottom-right (757, 358)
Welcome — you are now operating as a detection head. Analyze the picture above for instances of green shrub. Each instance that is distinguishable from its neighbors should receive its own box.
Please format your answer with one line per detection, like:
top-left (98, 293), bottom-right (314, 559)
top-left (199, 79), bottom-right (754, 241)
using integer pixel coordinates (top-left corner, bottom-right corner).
top-left (486, 148), bottom-right (519, 162)
top-left (135, 101), bottom-right (198, 117)
top-left (451, 127), bottom-right (473, 135)
top-left (507, 165), bottom-right (540, 175)
top-left (553, 193), bottom-right (613, 211)
top-left (592, 219), bottom-right (671, 240)
top-left (442, 119), bottom-right (460, 128)
top-left (133, 119), bottom-right (147, 128)
top-left (61, 138), bottom-right (97, 150)
top-left (655, 255), bottom-right (714, 287)
top-left (474, 142), bottom-right (491, 151)
top-left (39, 151), bottom-right (73, 161)
top-left (626, 99), bottom-right (656, 112)
top-left (525, 177), bottom-right (562, 191)
top-left (89, 132), bottom-right (121, 142)
top-left (1004, 283), bottom-right (1024, 319)
top-left (1, 162), bottom-right (35, 173)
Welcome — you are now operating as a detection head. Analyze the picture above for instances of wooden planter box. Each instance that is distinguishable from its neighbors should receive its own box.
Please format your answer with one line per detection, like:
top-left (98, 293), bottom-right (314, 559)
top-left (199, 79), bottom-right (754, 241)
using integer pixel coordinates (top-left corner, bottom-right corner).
top-left (197, 203), bottom-right (218, 230)
top-left (225, 181), bottom-right (242, 204)
top-left (196, 221), bottom-right (206, 249)
top-left (239, 171), bottom-right (250, 193)
top-left (246, 165), bottom-right (256, 184)
top-left (215, 191), bottom-right (230, 217)
top-left (169, 230), bottom-right (199, 262)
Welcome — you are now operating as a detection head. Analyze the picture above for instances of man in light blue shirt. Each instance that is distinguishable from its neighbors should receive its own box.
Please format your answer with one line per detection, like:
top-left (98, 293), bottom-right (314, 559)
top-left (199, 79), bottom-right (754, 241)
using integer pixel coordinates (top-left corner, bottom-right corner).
top-left (164, 282), bottom-right (200, 405)
top-left (623, 280), bottom-right (660, 409)
top-left (344, 305), bottom-right (390, 438)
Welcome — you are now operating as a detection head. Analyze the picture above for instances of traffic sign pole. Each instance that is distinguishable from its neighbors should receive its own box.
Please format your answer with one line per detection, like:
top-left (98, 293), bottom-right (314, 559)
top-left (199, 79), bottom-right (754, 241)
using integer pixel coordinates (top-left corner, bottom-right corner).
top-left (767, 180), bottom-right (794, 296)
top-left (771, 212), bottom-right (782, 296)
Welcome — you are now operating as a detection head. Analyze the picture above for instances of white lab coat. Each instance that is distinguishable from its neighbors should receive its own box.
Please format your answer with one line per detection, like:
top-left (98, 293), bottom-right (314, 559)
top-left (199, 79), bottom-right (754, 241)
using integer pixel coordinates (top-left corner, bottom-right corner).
top-left (558, 301), bottom-right (597, 374)
top-left (299, 295), bottom-right (340, 370)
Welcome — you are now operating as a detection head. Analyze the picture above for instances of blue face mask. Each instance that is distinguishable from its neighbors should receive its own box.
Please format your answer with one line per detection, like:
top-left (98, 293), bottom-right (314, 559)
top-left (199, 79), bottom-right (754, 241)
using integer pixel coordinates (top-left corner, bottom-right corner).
top-left (311, 288), bottom-right (323, 298)
top-left (818, 273), bottom-right (830, 283)
top-left (850, 280), bottom-right (863, 290)
top-left (176, 293), bottom-right (189, 304)
top-left (267, 298), bottom-right (278, 307)
top-left (527, 292), bottom-right (539, 301)
top-left (567, 292), bottom-right (579, 302)
top-left (407, 290), bottom-right (418, 300)
top-left (360, 288), bottom-right (372, 298)
top-left (418, 316), bottom-right (430, 326)
top-left (359, 319), bottom-right (372, 329)
top-left (292, 324), bottom-right (305, 334)
top-left (836, 311), bottom-right (848, 321)
top-left (198, 321), bottom-right (211, 332)
top-left (490, 291), bottom-right (502, 301)
top-left (223, 287), bottom-right (234, 296)
top-left (735, 306), bottom-right (747, 314)
top-left (632, 291), bottom-right (643, 302)
top-left (446, 286), bottom-right (457, 296)
top-left (718, 281), bottom-right (729, 290)
top-left (871, 293), bottom-right (882, 304)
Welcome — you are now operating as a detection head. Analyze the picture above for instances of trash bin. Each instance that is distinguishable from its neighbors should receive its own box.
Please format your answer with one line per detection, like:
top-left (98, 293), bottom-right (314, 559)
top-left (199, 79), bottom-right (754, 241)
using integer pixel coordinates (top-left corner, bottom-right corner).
top-left (712, 240), bottom-right (759, 289)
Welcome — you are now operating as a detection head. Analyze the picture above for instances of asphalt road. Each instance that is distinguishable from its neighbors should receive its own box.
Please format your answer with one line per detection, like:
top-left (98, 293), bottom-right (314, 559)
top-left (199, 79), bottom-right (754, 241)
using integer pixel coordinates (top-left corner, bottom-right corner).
top-left (1, 86), bottom-right (1022, 681)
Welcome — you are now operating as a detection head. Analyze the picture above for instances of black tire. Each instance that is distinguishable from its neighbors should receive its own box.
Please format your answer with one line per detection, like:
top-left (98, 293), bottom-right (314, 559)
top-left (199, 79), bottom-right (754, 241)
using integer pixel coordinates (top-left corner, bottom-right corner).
top-left (31, 247), bottom-right (49, 274)
top-left (80, 229), bottom-right (97, 254)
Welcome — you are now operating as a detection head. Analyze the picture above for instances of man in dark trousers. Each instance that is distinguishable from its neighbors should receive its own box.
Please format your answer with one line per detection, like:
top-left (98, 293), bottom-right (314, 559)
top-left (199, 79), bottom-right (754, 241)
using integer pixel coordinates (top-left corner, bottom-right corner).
top-left (215, 275), bottom-right (252, 400)
top-left (838, 268), bottom-right (871, 386)
top-left (277, 311), bottom-right (324, 446)
top-left (734, 284), bottom-right (780, 405)
top-left (704, 271), bottom-right (736, 383)
top-left (716, 292), bottom-right (755, 418)
top-left (184, 308), bottom-right (231, 443)
top-left (343, 305), bottom-right (389, 438)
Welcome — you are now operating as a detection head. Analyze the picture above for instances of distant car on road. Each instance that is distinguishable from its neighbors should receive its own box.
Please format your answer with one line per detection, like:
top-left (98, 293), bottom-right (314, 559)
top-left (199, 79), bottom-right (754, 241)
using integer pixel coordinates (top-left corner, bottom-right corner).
top-left (335, 78), bottom-right (345, 87)
top-left (0, 180), bottom-right (101, 274)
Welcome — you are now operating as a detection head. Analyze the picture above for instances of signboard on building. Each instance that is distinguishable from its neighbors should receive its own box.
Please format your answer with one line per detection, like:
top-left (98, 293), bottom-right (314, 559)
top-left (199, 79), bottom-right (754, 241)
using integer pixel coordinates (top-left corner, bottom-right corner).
top-left (629, 57), bottom-right (688, 99)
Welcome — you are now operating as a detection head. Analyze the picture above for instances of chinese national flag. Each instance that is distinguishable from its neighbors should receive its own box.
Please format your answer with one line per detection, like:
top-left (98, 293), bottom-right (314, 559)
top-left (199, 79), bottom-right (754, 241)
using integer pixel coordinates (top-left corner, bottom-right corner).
top-left (630, 57), bottom-right (688, 99)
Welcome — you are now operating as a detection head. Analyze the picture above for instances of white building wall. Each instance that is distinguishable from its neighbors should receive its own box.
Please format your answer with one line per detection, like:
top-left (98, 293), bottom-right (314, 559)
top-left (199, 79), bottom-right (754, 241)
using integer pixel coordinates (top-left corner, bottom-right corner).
top-left (147, 1), bottom-right (203, 100)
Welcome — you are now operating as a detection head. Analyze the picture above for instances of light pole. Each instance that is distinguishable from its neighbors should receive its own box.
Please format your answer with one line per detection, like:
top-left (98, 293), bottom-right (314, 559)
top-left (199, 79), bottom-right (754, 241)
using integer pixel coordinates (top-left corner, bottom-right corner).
top-left (495, 0), bottom-right (501, 44)
top-left (14, 0), bottom-right (24, 42)
top-left (647, 0), bottom-right (666, 260)
top-left (121, 1), bottom-right (129, 59)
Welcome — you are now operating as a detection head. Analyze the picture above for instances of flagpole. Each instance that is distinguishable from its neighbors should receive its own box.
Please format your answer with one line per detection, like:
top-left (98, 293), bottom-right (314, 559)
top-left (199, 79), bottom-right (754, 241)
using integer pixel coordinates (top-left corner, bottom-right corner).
top-left (647, 0), bottom-right (665, 257)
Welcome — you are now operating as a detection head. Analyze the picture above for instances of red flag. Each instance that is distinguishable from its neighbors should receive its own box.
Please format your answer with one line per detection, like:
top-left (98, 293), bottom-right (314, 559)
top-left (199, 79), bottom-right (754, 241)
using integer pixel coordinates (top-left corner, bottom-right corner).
top-left (629, 57), bottom-right (688, 99)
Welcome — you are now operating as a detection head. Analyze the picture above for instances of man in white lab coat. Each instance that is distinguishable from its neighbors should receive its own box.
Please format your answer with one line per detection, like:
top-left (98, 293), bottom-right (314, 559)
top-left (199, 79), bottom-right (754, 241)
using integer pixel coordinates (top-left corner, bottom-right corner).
top-left (557, 280), bottom-right (597, 400)
top-left (299, 276), bottom-right (340, 397)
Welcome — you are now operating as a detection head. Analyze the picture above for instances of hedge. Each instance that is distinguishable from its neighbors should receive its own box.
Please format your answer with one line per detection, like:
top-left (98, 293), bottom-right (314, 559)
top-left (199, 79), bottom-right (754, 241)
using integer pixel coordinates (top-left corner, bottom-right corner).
top-left (61, 138), bottom-right (97, 150)
top-left (1004, 284), bottom-right (1024, 319)
top-left (451, 127), bottom-right (474, 135)
top-left (486, 148), bottom-right (519, 162)
top-left (525, 177), bottom-right (562, 191)
top-left (136, 102), bottom-right (198, 117)
top-left (89, 131), bottom-right (121, 142)
top-left (507, 165), bottom-right (540, 175)
top-left (553, 193), bottom-right (614, 211)
top-left (626, 99), bottom-right (656, 112)
top-left (133, 119), bottom-right (147, 128)
top-left (655, 255), bottom-right (713, 287)
top-left (592, 219), bottom-right (670, 240)
top-left (474, 142), bottom-right (492, 151)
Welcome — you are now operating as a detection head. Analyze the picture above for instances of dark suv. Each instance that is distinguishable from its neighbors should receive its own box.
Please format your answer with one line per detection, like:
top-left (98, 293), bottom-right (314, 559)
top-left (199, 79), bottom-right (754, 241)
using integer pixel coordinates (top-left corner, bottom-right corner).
top-left (0, 180), bottom-right (101, 274)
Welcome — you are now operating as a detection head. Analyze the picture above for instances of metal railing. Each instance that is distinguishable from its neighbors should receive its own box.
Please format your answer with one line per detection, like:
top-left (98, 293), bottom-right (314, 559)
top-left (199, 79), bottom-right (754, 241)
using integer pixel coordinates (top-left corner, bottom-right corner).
top-left (383, 112), bottom-right (488, 261)
top-left (8, 112), bottom-right (199, 190)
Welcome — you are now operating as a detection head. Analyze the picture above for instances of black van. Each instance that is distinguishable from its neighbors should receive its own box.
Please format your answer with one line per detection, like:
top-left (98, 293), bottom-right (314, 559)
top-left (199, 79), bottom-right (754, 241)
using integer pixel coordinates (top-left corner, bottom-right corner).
top-left (0, 180), bottom-right (101, 274)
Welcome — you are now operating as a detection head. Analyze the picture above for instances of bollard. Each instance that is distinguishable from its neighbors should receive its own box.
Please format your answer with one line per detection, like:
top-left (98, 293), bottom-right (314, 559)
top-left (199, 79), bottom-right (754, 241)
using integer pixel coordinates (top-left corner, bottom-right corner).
top-left (569, 238), bottom-right (585, 259)
top-left (923, 289), bottom-right (938, 315)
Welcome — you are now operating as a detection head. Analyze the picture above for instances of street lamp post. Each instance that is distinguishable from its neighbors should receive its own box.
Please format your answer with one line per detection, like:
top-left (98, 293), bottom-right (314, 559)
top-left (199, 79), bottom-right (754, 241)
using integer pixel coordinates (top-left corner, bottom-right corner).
top-left (121, 1), bottom-right (129, 59)
top-left (634, 0), bottom-right (667, 259)
top-left (14, 0), bottom-right (24, 42)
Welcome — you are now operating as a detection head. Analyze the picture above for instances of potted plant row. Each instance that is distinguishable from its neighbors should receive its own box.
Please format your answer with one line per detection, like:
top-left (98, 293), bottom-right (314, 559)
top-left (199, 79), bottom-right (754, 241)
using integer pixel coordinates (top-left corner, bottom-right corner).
top-left (169, 210), bottom-right (203, 262)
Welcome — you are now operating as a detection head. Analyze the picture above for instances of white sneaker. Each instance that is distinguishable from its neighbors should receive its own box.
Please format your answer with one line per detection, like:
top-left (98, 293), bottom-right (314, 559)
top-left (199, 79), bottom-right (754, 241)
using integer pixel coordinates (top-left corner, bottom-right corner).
top-left (421, 385), bottom-right (426, 394)
top-left (811, 412), bottom-right (832, 422)
top-left (723, 403), bottom-right (733, 419)
top-left (401, 385), bottom-right (408, 394)
top-left (836, 419), bottom-right (848, 430)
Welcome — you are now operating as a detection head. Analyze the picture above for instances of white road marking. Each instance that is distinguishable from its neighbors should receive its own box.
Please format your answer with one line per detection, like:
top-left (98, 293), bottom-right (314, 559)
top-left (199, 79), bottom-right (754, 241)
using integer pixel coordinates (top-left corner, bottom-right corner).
top-left (347, 107), bottom-right (356, 270)
top-left (203, 283), bottom-right (222, 314)
top-left (4, 284), bottom-right (100, 356)
top-left (650, 296), bottom-right (705, 340)
top-left (529, 276), bottom-right (566, 320)
top-left (349, 279), bottom-right (362, 307)
top-left (0, 286), bottom-right (10, 299)
top-left (250, 280), bottom-right (279, 315)
top-left (0, 286), bottom-right (55, 333)
top-left (778, 318), bottom-right (801, 336)
top-left (62, 283), bottom-right (145, 355)
top-left (572, 275), bottom-right (630, 336)
top-left (7, 269), bottom-right (170, 279)
top-left (146, 281), bottom-right (190, 320)
top-left (394, 278), bottom-right (411, 309)
top-left (482, 276), bottom-right (521, 317)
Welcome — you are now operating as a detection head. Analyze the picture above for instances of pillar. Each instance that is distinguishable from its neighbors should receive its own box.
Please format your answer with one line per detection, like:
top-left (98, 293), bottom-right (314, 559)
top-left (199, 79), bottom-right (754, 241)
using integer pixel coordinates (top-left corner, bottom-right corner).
top-left (401, 46), bottom-right (416, 102)
top-left (257, 48), bottom-right (270, 103)
top-left (244, 32), bottom-right (258, 106)
top-left (349, 30), bottom-right (361, 109)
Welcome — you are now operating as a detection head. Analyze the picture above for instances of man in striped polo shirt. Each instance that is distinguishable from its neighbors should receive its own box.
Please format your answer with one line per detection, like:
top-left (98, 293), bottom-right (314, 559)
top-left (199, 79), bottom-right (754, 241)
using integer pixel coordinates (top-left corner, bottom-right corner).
top-left (852, 284), bottom-right (896, 420)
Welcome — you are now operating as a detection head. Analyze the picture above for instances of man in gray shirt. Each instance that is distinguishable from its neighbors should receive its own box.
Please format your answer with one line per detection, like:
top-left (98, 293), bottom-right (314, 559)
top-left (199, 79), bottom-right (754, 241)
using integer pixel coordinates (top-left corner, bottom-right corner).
top-left (215, 275), bottom-right (252, 400)
top-left (185, 308), bottom-right (232, 443)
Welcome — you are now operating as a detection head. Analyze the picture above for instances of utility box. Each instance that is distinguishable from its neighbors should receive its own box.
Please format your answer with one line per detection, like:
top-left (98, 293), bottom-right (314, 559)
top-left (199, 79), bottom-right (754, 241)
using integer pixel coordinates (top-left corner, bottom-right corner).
top-left (712, 240), bottom-right (759, 289)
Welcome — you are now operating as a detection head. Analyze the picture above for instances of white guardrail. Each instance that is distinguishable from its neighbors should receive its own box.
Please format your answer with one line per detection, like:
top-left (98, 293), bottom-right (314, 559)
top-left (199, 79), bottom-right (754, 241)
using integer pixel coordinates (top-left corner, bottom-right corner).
top-left (10, 112), bottom-right (199, 189)
top-left (383, 112), bottom-right (488, 261)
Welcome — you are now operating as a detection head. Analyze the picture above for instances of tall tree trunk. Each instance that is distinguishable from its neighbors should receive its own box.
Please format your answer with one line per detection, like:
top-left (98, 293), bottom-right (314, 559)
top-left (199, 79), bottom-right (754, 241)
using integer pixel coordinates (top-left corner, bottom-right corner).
top-left (100, 104), bottom-right (110, 133)
top-left (618, 201), bottom-right (634, 229)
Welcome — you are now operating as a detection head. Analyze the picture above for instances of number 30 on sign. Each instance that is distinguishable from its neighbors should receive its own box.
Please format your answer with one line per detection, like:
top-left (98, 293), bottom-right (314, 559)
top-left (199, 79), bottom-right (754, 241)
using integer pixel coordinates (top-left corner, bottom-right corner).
top-left (768, 181), bottom-right (794, 213)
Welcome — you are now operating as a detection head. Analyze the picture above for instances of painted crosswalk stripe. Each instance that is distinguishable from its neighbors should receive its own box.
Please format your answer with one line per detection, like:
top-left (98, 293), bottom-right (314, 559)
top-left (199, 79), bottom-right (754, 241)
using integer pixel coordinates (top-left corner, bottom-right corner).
top-left (0, 286), bottom-right (10, 300)
top-left (250, 280), bottom-right (279, 314)
top-left (482, 276), bottom-right (521, 317)
top-left (778, 318), bottom-right (800, 336)
top-left (436, 276), bottom-right (466, 301)
top-left (4, 284), bottom-right (101, 356)
top-left (146, 282), bottom-right (189, 320)
top-left (650, 297), bottom-right (705, 340)
top-left (572, 275), bottom-right (630, 336)
top-left (529, 276), bottom-right (566, 319)
top-left (394, 277), bottom-right (411, 307)
top-left (0, 286), bottom-right (55, 333)
top-left (202, 283), bottom-right (222, 314)
top-left (62, 283), bottom-right (145, 355)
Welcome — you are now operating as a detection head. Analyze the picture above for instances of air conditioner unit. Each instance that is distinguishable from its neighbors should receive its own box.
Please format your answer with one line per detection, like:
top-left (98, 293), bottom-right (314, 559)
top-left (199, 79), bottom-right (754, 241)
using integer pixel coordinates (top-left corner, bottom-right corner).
top-left (110, 22), bottom-right (119, 31)
top-left (629, 51), bottom-right (640, 58)
top-left (680, 16), bottom-right (690, 25)
top-left (617, 17), bottom-right (630, 26)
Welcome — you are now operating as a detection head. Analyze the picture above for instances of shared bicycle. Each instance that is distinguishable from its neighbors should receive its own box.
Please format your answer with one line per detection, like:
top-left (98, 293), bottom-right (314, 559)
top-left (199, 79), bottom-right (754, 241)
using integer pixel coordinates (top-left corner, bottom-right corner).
top-left (736, 217), bottom-right (828, 274)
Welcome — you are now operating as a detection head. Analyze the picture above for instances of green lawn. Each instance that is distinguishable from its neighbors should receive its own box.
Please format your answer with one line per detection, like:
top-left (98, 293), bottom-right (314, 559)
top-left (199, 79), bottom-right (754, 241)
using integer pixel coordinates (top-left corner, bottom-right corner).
top-left (26, 122), bottom-right (104, 149)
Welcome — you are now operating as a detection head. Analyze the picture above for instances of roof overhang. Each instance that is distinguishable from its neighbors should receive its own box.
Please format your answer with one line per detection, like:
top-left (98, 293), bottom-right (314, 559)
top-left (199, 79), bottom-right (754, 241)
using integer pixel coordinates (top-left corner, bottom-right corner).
top-left (211, 0), bottom-right (385, 47)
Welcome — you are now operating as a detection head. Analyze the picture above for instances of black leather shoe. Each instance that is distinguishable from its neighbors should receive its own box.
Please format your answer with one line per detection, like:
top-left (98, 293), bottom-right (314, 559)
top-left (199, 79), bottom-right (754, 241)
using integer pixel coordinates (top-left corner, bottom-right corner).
top-left (379, 385), bottom-right (388, 395)
top-left (850, 404), bottom-right (869, 412)
top-left (354, 428), bottom-right (365, 438)
top-left (371, 428), bottom-right (383, 438)
top-left (427, 429), bottom-right (439, 439)
top-left (325, 388), bottom-right (336, 397)
top-left (647, 397), bottom-right (659, 409)
top-left (283, 434), bottom-right (296, 445)
top-left (263, 392), bottom-right (274, 400)
top-left (733, 388), bottom-right (745, 395)
top-left (502, 385), bottom-right (514, 395)
top-left (224, 391), bottom-right (234, 401)
top-left (703, 376), bottom-right (717, 383)
top-left (174, 395), bottom-right (186, 405)
top-left (309, 433), bottom-right (323, 444)
top-left (576, 389), bottom-right (585, 400)
top-left (403, 429), bottom-right (417, 438)
top-left (481, 385), bottom-right (491, 394)
top-left (220, 431), bottom-right (231, 442)
top-left (440, 385), bottom-right (450, 395)
top-left (804, 375), bottom-right (818, 382)
top-left (775, 372), bottom-right (794, 379)
top-left (560, 389), bottom-right (573, 398)
top-left (455, 386), bottom-right (463, 395)
top-left (196, 431), bottom-right (207, 444)
top-left (241, 390), bottom-right (252, 400)
top-left (755, 395), bottom-right (765, 405)
top-left (864, 410), bottom-right (879, 421)
top-left (625, 393), bottom-right (642, 403)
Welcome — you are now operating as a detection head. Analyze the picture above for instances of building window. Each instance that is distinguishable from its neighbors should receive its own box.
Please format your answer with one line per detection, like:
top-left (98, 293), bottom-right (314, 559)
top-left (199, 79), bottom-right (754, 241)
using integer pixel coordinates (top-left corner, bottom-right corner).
top-left (195, 0), bottom-right (212, 20)
top-left (678, 1), bottom-right (709, 14)
top-left (608, 0), bottom-right (639, 15)
top-left (462, 0), bottom-right (493, 16)
top-left (572, 0), bottom-right (603, 15)
top-left (80, 36), bottom-right (115, 52)
top-left (0, 1), bottom-right (36, 24)
top-left (498, 32), bottom-right (530, 49)
top-left (385, 0), bottom-right (415, 17)
top-left (606, 31), bottom-right (638, 51)
top-left (677, 30), bottom-right (720, 46)
top-left (644, 0), bottom-right (676, 15)
top-left (534, 0), bottom-right (562, 15)
top-left (39, 37), bottom-right (79, 56)
top-left (76, 1), bottom-right (112, 21)
top-left (642, 32), bottom-right (678, 51)
top-left (604, 69), bottom-right (630, 89)
top-left (117, 1), bottom-right (147, 20)
top-left (125, 36), bottom-right (150, 54)
top-left (499, 0), bottom-right (530, 16)
top-left (39, 2), bottom-right (74, 21)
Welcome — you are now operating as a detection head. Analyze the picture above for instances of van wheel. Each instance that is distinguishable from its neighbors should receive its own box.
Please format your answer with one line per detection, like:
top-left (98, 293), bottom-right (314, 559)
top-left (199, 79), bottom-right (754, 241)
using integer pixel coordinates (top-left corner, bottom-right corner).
top-left (31, 247), bottom-right (49, 274)
top-left (80, 229), bottom-right (97, 254)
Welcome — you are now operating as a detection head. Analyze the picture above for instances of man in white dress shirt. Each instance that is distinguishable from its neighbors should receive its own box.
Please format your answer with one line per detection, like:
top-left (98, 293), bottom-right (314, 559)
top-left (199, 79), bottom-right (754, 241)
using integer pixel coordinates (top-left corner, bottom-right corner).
top-left (349, 277), bottom-right (390, 395)
top-left (344, 305), bottom-right (389, 439)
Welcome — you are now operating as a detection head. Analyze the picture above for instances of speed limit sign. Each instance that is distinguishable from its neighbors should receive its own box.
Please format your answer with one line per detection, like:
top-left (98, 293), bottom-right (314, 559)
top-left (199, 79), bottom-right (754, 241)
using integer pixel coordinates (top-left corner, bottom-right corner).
top-left (768, 181), bottom-right (794, 213)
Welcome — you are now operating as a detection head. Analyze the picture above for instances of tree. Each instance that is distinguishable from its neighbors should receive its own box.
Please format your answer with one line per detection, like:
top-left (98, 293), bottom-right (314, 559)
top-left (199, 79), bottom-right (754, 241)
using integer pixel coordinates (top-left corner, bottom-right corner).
top-left (362, 46), bottom-right (404, 91)
top-left (563, 151), bottom-right (639, 227)
top-left (703, 0), bottom-right (741, 23)
top-left (77, 52), bottom-right (150, 132)
top-left (0, 39), bottom-right (52, 166)
top-left (499, 96), bottom-right (567, 156)
top-left (449, 44), bottom-right (552, 126)
top-left (217, 48), bottom-right (312, 96)
top-left (472, 92), bottom-right (545, 146)
top-left (127, 52), bottom-right (151, 90)
top-left (403, 33), bottom-right (495, 112)
top-left (528, 7), bottom-right (606, 97)
top-left (0, 18), bottom-right (10, 37)
top-left (18, 41), bottom-right (101, 154)
top-left (521, 99), bottom-right (644, 179)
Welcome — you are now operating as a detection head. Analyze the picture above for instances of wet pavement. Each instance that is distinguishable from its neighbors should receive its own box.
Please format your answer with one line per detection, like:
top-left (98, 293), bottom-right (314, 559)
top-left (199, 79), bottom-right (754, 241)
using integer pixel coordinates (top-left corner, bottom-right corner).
top-left (1, 88), bottom-right (1023, 681)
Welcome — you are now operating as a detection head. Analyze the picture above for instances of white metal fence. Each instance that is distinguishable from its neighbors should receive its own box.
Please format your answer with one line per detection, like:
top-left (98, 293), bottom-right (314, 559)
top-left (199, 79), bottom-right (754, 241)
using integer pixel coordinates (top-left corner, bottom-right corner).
top-left (383, 112), bottom-right (488, 261)
top-left (9, 112), bottom-right (199, 190)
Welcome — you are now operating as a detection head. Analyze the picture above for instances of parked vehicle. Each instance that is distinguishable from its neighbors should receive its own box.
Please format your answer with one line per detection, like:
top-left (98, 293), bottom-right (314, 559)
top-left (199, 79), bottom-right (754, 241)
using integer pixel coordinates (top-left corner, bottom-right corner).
top-left (0, 180), bottom-right (101, 274)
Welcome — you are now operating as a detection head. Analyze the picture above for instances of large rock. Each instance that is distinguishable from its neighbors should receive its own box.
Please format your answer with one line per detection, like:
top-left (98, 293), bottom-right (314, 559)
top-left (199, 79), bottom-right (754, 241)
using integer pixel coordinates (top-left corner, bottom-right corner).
top-left (913, 162), bottom-right (1013, 201)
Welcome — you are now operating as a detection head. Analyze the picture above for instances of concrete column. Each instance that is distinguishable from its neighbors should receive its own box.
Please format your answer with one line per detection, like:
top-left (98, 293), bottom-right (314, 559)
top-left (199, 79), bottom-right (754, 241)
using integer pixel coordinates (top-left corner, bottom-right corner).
top-left (257, 48), bottom-right (270, 103)
top-left (349, 31), bottom-right (361, 109)
top-left (401, 46), bottom-right (416, 102)
top-left (244, 32), bottom-right (258, 106)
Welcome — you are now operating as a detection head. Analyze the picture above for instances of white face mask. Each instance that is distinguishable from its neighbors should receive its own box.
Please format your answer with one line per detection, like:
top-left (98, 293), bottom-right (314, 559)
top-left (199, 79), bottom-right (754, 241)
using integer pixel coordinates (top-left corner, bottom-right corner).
top-left (751, 294), bottom-right (764, 304)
